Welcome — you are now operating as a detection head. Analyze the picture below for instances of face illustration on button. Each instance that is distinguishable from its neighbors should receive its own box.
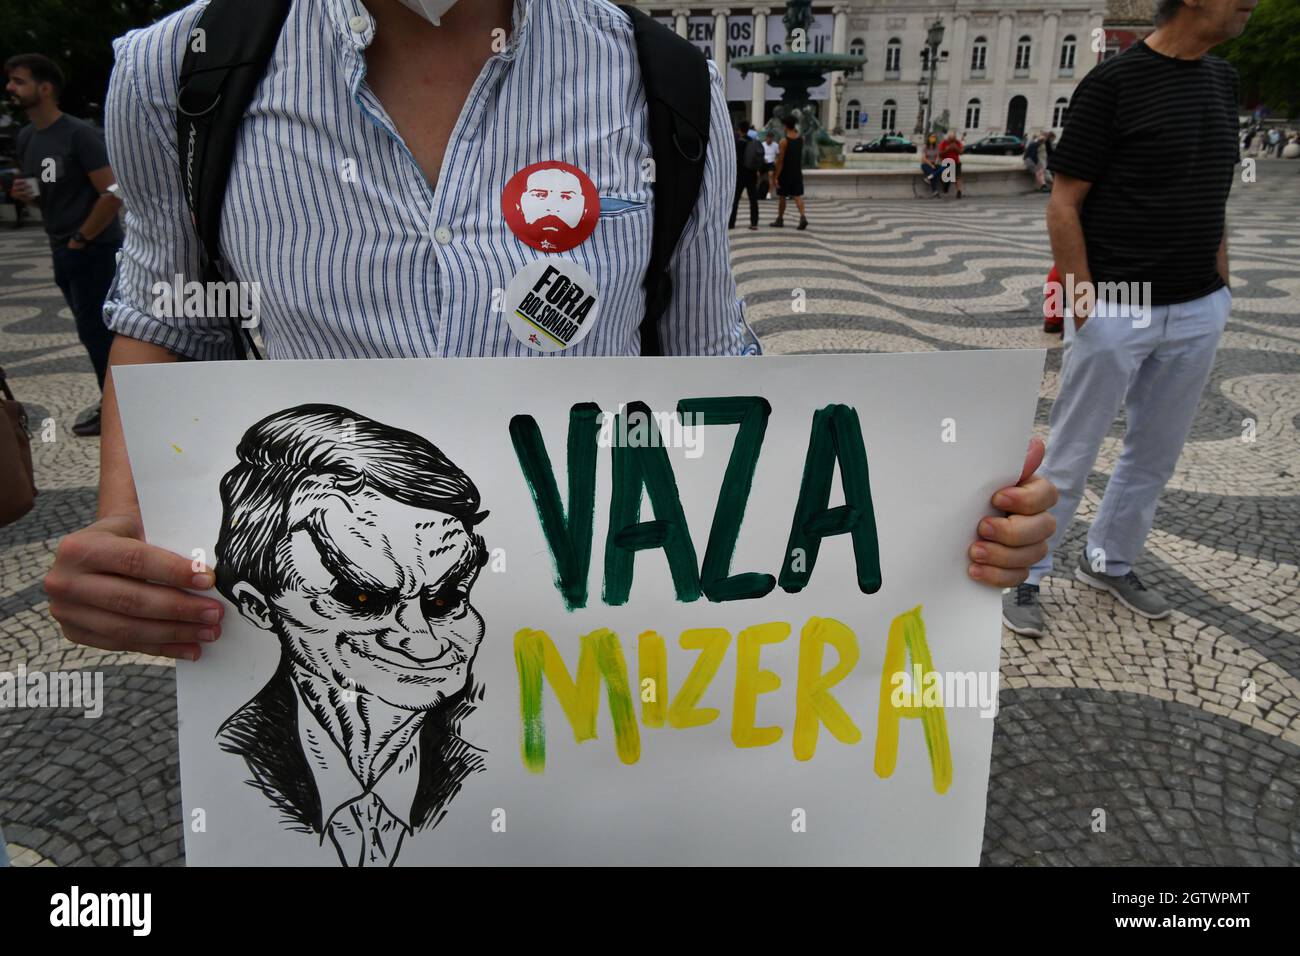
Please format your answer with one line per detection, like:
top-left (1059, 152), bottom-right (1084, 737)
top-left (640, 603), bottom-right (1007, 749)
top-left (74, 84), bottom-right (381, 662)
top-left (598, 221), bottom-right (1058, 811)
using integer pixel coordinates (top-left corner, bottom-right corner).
top-left (520, 168), bottom-right (585, 232)
top-left (503, 161), bottom-right (598, 253)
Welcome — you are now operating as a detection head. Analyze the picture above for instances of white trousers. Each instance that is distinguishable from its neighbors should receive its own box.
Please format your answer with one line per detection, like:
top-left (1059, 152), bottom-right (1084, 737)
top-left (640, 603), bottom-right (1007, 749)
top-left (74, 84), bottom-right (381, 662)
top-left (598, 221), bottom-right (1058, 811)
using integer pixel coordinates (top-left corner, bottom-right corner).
top-left (1028, 285), bottom-right (1230, 585)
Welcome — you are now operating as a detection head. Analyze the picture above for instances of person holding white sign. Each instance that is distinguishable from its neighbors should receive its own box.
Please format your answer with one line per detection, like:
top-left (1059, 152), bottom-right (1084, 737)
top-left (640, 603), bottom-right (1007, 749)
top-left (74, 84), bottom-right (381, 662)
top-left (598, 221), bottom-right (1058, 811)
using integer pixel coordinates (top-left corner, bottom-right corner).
top-left (43, 0), bottom-right (1057, 662)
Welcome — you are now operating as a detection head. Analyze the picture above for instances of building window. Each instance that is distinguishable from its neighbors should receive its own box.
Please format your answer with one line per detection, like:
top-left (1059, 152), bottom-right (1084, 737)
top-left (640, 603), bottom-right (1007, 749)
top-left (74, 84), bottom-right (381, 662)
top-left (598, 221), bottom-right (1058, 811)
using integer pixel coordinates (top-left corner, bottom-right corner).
top-left (846, 98), bottom-right (862, 131)
top-left (920, 46), bottom-right (931, 73)
top-left (1052, 97), bottom-right (1069, 127)
top-left (1015, 35), bottom-right (1032, 76)
top-left (881, 99), bottom-right (897, 131)
top-left (885, 37), bottom-right (901, 77)
top-left (849, 38), bottom-right (865, 78)
top-left (970, 36), bottom-right (987, 77)
top-left (1059, 34), bottom-right (1076, 75)
top-left (965, 98), bottom-right (981, 130)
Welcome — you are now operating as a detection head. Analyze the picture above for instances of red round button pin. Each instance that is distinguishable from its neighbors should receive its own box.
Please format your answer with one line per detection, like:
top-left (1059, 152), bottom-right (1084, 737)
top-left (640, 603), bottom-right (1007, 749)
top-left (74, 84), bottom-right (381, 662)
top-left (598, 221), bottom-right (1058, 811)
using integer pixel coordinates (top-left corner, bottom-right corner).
top-left (502, 161), bottom-right (599, 254)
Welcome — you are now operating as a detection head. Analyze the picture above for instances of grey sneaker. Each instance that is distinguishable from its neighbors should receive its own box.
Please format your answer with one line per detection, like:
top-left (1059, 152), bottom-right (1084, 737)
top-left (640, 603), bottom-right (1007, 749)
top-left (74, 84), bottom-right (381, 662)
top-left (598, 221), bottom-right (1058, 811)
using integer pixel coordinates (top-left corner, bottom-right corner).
top-left (1001, 583), bottom-right (1045, 638)
top-left (1074, 553), bottom-right (1171, 619)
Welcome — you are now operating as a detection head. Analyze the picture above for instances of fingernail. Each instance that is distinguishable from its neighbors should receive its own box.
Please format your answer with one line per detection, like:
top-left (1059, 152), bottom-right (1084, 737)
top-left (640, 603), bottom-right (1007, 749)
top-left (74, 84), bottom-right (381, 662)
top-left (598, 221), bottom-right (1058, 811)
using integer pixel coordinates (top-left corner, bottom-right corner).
top-left (198, 628), bottom-right (217, 642)
top-left (187, 648), bottom-right (201, 662)
top-left (971, 545), bottom-right (987, 561)
top-left (994, 492), bottom-right (1014, 509)
top-left (979, 520), bottom-right (995, 538)
top-left (967, 564), bottom-right (982, 580)
top-left (192, 572), bottom-right (215, 589)
top-left (200, 608), bottom-right (221, 625)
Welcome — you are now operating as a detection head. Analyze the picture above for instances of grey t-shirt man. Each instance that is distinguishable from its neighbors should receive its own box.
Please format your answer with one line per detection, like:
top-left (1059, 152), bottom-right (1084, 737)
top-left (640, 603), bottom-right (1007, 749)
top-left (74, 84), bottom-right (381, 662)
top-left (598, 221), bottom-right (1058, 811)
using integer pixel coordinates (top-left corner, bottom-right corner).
top-left (16, 114), bottom-right (123, 249)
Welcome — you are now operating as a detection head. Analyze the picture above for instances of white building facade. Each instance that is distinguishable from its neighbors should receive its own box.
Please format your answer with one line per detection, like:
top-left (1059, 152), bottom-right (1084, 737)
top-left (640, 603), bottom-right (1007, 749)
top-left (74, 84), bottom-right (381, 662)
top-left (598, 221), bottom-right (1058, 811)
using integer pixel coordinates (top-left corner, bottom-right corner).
top-left (629, 1), bottom-right (1110, 141)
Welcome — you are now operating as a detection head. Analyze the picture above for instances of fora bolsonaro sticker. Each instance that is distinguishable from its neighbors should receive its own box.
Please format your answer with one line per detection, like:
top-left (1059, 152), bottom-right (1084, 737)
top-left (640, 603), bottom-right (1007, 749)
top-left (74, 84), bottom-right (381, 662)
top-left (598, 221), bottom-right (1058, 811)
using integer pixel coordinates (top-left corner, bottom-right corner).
top-left (502, 161), bottom-right (599, 253)
top-left (505, 259), bottom-right (600, 353)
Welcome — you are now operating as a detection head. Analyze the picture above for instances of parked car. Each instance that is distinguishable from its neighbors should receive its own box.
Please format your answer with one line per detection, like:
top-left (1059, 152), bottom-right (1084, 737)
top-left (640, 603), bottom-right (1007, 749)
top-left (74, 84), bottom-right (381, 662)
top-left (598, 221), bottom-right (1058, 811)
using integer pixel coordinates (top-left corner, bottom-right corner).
top-left (965, 134), bottom-right (1026, 156)
top-left (852, 135), bottom-right (917, 154)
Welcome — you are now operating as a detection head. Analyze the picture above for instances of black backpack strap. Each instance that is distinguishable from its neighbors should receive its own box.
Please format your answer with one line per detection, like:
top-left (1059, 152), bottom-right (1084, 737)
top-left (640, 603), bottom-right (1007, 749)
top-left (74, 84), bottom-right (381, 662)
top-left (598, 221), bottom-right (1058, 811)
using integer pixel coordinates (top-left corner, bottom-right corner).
top-left (619, 6), bottom-right (711, 356)
top-left (176, 0), bottom-right (291, 360)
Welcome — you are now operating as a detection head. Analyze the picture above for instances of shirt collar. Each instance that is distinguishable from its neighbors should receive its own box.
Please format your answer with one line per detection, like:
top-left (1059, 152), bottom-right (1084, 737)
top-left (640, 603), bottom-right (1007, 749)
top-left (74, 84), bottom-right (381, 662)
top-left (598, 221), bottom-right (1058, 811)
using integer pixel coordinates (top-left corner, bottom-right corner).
top-left (320, 0), bottom-right (531, 55)
top-left (292, 675), bottom-right (423, 835)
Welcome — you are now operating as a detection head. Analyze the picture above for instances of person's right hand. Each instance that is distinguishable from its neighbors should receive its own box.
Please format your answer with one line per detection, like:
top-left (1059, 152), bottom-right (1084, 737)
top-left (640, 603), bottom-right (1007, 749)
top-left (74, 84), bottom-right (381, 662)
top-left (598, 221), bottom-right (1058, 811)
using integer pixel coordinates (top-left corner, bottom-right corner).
top-left (45, 514), bottom-right (224, 661)
top-left (9, 177), bottom-right (34, 203)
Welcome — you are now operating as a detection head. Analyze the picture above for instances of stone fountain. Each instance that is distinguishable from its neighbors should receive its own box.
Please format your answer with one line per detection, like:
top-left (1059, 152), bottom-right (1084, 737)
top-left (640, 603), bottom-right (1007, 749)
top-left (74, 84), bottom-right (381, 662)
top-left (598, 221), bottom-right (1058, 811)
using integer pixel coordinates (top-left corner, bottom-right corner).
top-left (731, 0), bottom-right (867, 169)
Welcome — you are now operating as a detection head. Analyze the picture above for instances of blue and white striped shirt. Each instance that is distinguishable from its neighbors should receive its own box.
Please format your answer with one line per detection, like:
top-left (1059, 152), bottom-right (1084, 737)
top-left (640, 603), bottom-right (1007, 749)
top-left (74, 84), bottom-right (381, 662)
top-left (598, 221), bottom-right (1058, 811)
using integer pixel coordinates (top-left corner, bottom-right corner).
top-left (103, 0), bottom-right (759, 359)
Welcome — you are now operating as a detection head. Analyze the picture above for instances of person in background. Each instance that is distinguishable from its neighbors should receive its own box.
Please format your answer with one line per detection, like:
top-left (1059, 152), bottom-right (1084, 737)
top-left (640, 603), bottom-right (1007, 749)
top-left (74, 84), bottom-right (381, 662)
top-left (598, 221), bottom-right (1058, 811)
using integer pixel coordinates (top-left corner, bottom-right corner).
top-left (771, 114), bottom-right (807, 230)
top-left (1023, 132), bottom-right (1044, 187)
top-left (920, 134), bottom-right (942, 198)
top-left (1252, 126), bottom-right (1269, 156)
top-left (939, 129), bottom-right (964, 199)
top-left (1034, 132), bottom-right (1052, 192)
top-left (5, 53), bottom-right (123, 437)
top-left (729, 121), bottom-right (762, 231)
top-left (761, 130), bottom-right (780, 199)
top-left (1004, 0), bottom-right (1250, 637)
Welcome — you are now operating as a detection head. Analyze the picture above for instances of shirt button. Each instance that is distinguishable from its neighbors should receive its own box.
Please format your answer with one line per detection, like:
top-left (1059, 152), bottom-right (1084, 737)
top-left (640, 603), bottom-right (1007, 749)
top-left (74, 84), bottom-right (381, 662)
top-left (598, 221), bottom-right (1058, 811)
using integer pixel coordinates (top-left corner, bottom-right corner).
top-left (348, 15), bottom-right (369, 33)
top-left (434, 226), bottom-right (453, 245)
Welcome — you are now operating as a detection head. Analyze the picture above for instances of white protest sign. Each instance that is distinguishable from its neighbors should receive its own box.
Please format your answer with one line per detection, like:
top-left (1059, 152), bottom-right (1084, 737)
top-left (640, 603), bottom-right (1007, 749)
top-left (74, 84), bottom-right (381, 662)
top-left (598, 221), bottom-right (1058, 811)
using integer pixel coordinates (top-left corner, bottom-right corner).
top-left (114, 350), bottom-right (1044, 866)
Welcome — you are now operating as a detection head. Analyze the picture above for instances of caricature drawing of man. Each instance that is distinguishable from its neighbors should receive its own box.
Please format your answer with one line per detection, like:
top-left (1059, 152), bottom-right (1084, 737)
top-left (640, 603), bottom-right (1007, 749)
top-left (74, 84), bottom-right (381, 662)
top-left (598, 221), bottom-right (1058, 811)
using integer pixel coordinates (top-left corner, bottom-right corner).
top-left (517, 166), bottom-right (586, 250)
top-left (213, 404), bottom-right (488, 867)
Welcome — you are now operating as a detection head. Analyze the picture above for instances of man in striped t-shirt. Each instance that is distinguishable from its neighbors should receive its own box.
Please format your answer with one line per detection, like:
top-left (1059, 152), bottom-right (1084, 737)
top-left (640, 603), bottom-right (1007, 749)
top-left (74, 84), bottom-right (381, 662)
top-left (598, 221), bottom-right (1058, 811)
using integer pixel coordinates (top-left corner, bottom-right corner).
top-left (1003, 0), bottom-right (1255, 638)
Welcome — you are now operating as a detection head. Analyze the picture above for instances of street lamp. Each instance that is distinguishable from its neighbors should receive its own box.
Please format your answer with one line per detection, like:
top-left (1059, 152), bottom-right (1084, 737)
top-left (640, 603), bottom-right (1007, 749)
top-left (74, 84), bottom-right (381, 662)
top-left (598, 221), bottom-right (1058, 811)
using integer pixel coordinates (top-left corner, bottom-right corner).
top-left (832, 73), bottom-right (846, 134)
top-left (923, 18), bottom-right (944, 137)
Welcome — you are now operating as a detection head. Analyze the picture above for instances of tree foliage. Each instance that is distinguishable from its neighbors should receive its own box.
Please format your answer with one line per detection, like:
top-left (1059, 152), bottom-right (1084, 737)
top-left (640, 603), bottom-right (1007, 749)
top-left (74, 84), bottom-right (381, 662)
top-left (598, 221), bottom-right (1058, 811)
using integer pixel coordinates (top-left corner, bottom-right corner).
top-left (1215, 0), bottom-right (1300, 119)
top-left (0, 0), bottom-right (191, 120)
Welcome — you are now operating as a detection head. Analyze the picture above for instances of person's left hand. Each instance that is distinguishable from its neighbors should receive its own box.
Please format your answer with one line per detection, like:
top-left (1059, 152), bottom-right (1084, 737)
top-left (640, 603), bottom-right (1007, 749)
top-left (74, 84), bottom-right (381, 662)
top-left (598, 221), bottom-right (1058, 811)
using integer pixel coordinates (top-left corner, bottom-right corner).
top-left (968, 436), bottom-right (1058, 588)
top-left (66, 237), bottom-right (86, 250)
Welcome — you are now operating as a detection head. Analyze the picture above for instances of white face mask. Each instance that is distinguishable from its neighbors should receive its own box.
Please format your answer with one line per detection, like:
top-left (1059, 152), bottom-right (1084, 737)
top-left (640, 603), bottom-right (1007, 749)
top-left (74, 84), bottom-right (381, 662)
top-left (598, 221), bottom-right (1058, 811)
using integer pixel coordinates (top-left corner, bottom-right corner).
top-left (393, 0), bottom-right (459, 26)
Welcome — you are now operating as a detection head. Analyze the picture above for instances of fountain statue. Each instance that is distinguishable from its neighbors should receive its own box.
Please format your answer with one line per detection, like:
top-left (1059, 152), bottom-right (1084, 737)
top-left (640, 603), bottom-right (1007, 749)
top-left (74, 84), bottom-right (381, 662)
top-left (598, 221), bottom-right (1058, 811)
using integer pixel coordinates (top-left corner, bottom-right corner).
top-left (731, 0), bottom-right (867, 168)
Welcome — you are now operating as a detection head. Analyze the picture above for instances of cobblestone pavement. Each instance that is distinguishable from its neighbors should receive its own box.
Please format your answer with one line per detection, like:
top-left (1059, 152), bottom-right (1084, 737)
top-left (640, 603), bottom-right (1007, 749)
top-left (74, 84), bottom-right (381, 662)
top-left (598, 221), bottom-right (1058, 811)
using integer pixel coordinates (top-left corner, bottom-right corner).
top-left (2, 167), bottom-right (1298, 866)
